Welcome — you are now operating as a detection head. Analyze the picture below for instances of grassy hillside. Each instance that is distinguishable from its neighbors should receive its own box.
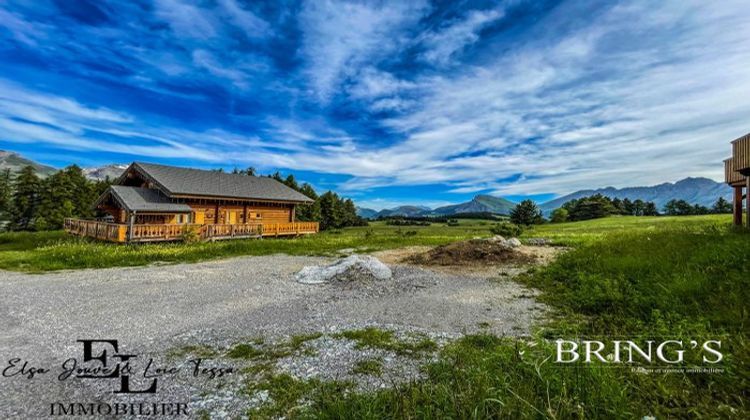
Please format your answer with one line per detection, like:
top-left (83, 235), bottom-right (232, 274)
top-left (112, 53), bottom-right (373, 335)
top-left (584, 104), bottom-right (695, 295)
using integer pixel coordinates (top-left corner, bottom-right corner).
top-left (527, 214), bottom-right (731, 245)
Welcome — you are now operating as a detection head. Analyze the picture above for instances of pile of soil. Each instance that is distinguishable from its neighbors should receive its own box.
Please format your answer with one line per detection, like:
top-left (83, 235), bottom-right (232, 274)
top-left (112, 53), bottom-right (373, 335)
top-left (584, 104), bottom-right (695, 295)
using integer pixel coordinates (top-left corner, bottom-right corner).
top-left (408, 239), bottom-right (537, 266)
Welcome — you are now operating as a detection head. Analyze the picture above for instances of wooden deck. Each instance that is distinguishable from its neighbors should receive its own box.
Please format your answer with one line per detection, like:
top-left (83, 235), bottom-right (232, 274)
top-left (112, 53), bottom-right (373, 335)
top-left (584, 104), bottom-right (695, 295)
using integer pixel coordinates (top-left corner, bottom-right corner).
top-left (726, 133), bottom-right (750, 186)
top-left (64, 219), bottom-right (319, 243)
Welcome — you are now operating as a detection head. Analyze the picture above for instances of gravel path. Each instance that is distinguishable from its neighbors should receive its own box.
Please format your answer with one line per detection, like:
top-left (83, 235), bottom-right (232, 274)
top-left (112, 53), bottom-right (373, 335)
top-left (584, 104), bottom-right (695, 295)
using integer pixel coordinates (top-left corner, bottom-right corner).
top-left (0, 254), bottom-right (545, 418)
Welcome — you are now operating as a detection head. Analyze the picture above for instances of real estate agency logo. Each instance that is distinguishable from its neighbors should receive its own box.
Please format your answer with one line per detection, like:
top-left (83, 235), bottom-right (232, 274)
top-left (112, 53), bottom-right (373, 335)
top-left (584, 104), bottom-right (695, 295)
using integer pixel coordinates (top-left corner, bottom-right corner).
top-left (553, 338), bottom-right (725, 373)
top-left (50, 339), bottom-right (190, 417)
top-left (72, 339), bottom-right (158, 393)
top-left (2, 339), bottom-right (197, 417)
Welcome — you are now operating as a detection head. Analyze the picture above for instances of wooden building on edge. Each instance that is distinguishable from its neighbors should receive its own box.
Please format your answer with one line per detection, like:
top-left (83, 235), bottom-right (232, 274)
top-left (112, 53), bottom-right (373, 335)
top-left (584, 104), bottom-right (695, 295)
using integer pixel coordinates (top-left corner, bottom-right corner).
top-left (724, 133), bottom-right (750, 227)
top-left (65, 162), bottom-right (318, 242)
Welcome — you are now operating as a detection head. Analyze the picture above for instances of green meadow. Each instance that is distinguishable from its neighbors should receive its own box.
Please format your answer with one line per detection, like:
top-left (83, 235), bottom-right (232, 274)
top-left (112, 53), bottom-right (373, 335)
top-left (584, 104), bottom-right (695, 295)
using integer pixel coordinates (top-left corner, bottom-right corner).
top-left (238, 214), bottom-right (745, 419)
top-left (0, 214), bottom-right (733, 272)
top-left (1, 214), bottom-right (747, 417)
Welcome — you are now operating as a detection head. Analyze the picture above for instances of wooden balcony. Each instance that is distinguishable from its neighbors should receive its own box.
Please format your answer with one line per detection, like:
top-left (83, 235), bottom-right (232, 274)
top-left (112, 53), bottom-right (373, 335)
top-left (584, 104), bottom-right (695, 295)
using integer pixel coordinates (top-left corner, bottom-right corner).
top-left (725, 158), bottom-right (745, 186)
top-left (731, 133), bottom-right (750, 172)
top-left (64, 219), bottom-right (127, 242)
top-left (64, 219), bottom-right (319, 243)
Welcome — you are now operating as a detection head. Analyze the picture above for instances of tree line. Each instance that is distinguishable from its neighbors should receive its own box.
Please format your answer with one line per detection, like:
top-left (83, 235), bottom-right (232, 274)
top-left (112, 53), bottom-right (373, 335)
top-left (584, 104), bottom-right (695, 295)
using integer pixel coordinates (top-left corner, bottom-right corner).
top-left (260, 171), bottom-right (368, 230)
top-left (0, 165), bottom-right (110, 231)
top-left (505, 194), bottom-right (734, 226)
top-left (0, 165), bottom-right (366, 232)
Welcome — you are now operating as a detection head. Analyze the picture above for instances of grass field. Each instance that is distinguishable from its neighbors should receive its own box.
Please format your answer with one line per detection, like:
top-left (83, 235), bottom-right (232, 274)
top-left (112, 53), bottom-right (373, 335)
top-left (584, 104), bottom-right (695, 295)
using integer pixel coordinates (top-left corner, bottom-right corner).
top-left (0, 214), bottom-right (734, 272)
top-left (237, 214), bottom-right (746, 418)
top-left (1, 215), bottom-right (747, 417)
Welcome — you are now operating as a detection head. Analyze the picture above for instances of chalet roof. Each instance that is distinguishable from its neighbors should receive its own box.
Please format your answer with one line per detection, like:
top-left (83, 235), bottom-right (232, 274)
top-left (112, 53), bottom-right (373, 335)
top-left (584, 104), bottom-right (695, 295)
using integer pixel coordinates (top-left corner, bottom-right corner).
top-left (128, 162), bottom-right (314, 203)
top-left (102, 185), bottom-right (192, 213)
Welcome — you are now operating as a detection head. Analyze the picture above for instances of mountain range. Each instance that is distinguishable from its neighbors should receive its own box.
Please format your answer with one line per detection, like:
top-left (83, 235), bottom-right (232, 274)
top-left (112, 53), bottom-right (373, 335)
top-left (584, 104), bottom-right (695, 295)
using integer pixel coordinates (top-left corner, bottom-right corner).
top-left (358, 178), bottom-right (732, 218)
top-left (537, 177), bottom-right (732, 214)
top-left (0, 150), bottom-right (57, 177)
top-left (81, 164), bottom-right (128, 181)
top-left (0, 150), bottom-right (127, 180)
top-left (0, 150), bottom-right (732, 216)
top-left (358, 195), bottom-right (517, 219)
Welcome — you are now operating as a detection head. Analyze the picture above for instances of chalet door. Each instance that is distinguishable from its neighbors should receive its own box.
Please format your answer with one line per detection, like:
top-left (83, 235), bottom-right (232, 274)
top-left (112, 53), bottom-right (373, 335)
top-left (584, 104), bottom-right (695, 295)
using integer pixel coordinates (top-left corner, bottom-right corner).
top-left (226, 210), bottom-right (238, 224)
top-left (194, 211), bottom-right (205, 225)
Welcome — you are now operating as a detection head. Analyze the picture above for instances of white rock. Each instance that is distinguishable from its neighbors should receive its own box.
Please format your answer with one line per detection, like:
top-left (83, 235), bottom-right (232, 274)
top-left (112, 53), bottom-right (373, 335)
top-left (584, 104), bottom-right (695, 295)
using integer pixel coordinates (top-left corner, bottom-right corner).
top-left (295, 255), bottom-right (392, 284)
top-left (504, 238), bottom-right (522, 248)
top-left (488, 235), bottom-right (506, 242)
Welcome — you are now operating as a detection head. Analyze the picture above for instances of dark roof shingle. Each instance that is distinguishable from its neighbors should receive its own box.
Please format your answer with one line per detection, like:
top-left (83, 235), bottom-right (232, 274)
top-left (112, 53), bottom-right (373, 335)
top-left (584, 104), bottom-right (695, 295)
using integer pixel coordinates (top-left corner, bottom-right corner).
top-left (107, 185), bottom-right (192, 212)
top-left (132, 162), bottom-right (314, 203)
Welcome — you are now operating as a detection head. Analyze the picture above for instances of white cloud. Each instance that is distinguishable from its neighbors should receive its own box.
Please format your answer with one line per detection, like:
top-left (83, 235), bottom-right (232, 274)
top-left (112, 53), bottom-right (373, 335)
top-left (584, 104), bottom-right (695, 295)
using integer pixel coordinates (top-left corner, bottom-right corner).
top-left (154, 0), bottom-right (219, 40)
top-left (297, 0), bottom-right (429, 101)
top-left (0, 8), bottom-right (46, 45)
top-left (217, 0), bottom-right (270, 38)
top-left (329, 0), bottom-right (750, 196)
top-left (4, 0), bottom-right (750, 202)
top-left (191, 49), bottom-right (248, 88)
top-left (419, 7), bottom-right (505, 66)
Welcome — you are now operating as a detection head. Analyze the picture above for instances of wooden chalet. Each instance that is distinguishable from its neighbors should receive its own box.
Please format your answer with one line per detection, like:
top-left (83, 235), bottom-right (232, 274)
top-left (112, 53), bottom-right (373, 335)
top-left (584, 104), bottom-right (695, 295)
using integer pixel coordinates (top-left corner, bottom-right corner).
top-left (64, 162), bottom-right (318, 242)
top-left (725, 132), bottom-right (750, 227)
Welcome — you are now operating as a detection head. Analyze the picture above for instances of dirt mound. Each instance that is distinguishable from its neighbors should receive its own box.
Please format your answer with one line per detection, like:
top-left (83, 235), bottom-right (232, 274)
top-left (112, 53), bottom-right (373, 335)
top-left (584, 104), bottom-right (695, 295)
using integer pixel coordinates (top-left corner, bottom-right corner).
top-left (408, 239), bottom-right (537, 266)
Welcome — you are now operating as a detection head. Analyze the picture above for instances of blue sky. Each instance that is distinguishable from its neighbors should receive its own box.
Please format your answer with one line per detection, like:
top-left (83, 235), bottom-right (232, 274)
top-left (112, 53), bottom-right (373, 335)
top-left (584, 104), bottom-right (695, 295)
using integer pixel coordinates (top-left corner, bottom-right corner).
top-left (1, 1), bottom-right (749, 210)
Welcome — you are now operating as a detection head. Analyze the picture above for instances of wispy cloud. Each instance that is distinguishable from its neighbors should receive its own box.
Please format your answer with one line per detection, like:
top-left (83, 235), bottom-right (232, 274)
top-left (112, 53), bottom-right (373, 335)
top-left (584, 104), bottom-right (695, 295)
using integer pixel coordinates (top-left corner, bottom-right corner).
top-left (418, 7), bottom-right (505, 66)
top-left (297, 0), bottom-right (429, 102)
top-left (0, 0), bottom-right (748, 204)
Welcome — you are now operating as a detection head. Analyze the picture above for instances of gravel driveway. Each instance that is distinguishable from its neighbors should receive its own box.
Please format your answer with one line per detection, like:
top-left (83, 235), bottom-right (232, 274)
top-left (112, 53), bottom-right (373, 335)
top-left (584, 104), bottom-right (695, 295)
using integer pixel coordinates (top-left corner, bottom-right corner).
top-left (0, 254), bottom-right (545, 418)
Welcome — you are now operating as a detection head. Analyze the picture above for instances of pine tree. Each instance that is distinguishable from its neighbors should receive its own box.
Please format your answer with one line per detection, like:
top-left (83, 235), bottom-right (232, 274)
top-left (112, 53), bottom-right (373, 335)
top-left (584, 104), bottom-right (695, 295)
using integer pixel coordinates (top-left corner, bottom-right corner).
top-left (510, 200), bottom-right (543, 226)
top-left (65, 165), bottom-right (97, 219)
top-left (284, 174), bottom-right (299, 191)
top-left (318, 191), bottom-right (341, 230)
top-left (622, 198), bottom-right (634, 216)
top-left (296, 183), bottom-right (320, 222)
top-left (632, 199), bottom-right (645, 216)
top-left (712, 197), bottom-right (732, 214)
top-left (643, 202), bottom-right (659, 216)
top-left (0, 169), bottom-right (12, 222)
top-left (10, 165), bottom-right (41, 230)
top-left (341, 198), bottom-right (358, 226)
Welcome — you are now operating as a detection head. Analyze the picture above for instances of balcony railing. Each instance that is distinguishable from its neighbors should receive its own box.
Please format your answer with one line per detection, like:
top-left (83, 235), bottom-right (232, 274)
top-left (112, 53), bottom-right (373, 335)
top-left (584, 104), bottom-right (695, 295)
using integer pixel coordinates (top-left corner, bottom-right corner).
top-left (64, 219), bottom-right (319, 243)
top-left (64, 219), bottom-right (126, 242)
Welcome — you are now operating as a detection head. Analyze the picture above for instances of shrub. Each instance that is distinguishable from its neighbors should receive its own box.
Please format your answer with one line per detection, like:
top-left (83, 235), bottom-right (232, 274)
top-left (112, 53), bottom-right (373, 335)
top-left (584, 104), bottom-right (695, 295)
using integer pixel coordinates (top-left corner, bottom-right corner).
top-left (550, 208), bottom-right (568, 223)
top-left (180, 225), bottom-right (200, 243)
top-left (490, 222), bottom-right (523, 237)
top-left (385, 219), bottom-right (431, 226)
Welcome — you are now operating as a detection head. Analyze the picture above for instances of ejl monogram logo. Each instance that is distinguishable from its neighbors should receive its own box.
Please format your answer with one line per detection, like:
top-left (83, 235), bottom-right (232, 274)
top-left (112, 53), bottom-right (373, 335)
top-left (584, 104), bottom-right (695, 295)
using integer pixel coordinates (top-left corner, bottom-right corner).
top-left (72, 339), bottom-right (157, 394)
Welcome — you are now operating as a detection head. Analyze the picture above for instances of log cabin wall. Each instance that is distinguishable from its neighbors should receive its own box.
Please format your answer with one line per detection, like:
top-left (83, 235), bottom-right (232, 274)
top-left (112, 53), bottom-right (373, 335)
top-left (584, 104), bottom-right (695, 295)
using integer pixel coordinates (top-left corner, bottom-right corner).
top-left (110, 200), bottom-right (295, 225)
top-left (185, 200), bottom-right (294, 225)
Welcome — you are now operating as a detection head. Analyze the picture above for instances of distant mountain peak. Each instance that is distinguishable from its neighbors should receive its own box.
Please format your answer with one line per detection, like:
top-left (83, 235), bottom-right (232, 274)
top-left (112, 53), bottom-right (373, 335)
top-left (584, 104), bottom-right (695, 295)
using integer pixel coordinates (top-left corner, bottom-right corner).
top-left (540, 177), bottom-right (730, 214)
top-left (0, 150), bottom-right (57, 177)
top-left (82, 163), bottom-right (128, 181)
